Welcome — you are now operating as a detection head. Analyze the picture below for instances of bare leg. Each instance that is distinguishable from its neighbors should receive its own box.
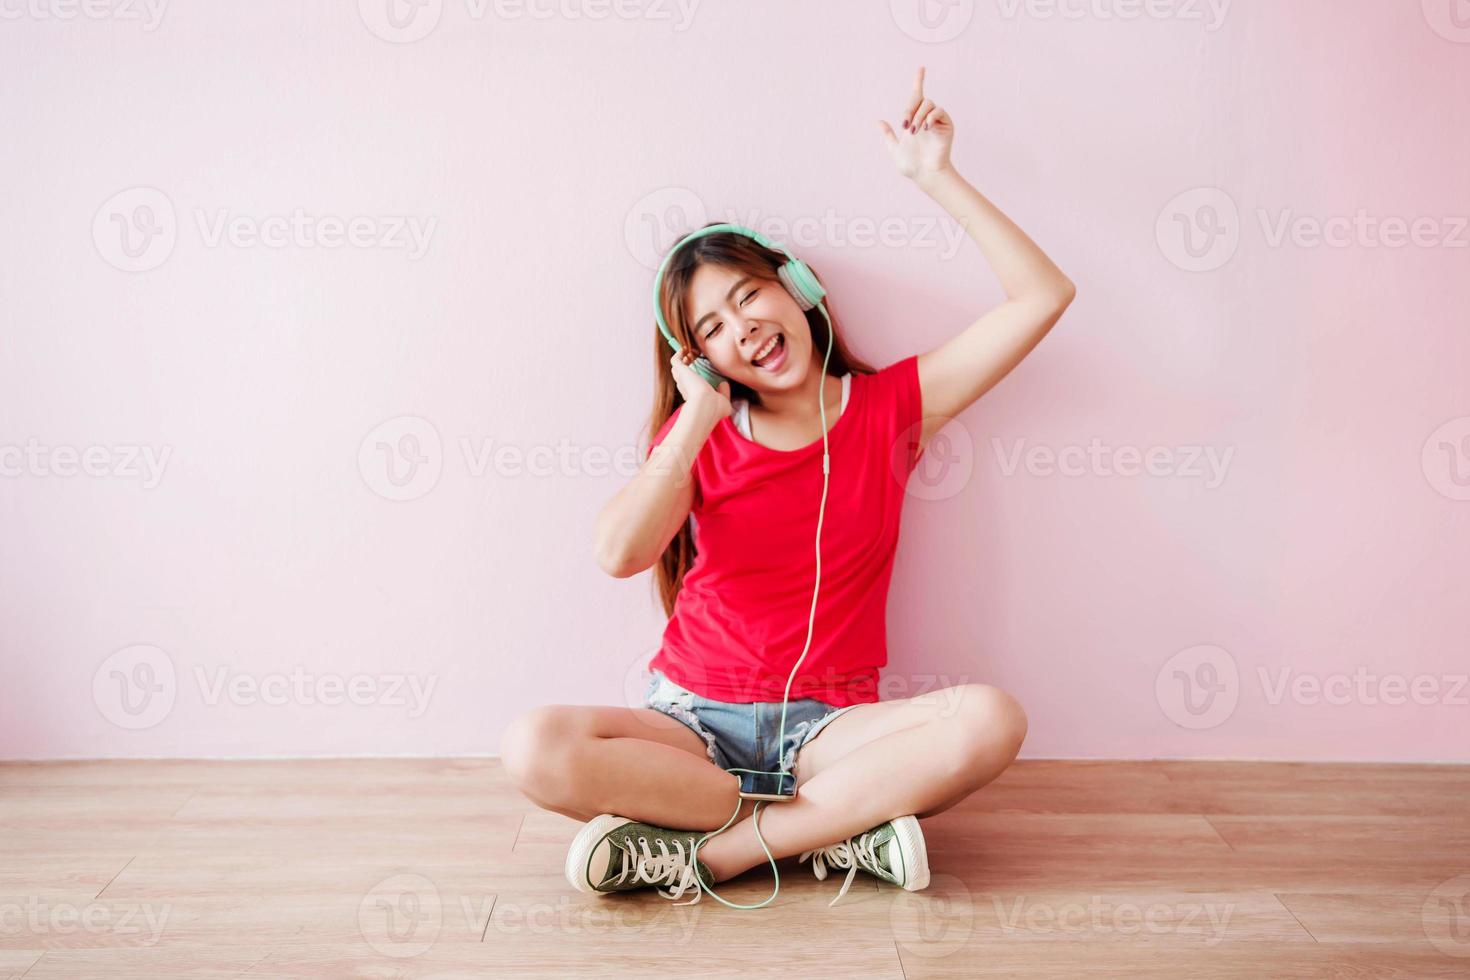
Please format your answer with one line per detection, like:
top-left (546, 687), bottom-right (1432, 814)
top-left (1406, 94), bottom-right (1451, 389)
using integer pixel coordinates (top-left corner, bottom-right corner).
top-left (500, 702), bottom-right (765, 831)
top-left (696, 684), bottom-right (1027, 882)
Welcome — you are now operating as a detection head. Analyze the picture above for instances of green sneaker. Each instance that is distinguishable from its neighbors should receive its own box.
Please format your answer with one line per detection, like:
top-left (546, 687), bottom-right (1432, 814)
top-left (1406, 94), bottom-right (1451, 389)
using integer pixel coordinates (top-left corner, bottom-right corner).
top-left (565, 814), bottom-right (716, 905)
top-left (798, 814), bottom-right (930, 907)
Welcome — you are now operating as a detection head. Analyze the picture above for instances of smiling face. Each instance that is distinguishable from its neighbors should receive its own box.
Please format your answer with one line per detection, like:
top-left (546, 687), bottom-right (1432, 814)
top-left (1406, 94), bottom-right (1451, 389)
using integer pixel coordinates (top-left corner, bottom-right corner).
top-left (682, 262), bottom-right (814, 393)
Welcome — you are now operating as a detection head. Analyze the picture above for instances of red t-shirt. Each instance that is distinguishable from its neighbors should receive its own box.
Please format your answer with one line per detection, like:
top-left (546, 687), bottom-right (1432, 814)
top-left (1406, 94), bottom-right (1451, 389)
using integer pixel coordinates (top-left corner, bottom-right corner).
top-left (644, 354), bottom-right (926, 707)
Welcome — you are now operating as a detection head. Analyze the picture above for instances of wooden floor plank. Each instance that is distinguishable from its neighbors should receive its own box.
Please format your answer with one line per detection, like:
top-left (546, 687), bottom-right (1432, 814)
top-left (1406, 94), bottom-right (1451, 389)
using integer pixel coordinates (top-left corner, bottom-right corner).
top-left (893, 941), bottom-right (1470, 979)
top-left (1, 758), bottom-right (1466, 975)
top-left (0, 950), bottom-right (44, 980)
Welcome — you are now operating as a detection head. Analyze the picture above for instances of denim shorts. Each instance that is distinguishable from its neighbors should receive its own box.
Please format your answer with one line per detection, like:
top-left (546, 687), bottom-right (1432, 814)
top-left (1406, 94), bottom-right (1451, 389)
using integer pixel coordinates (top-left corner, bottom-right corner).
top-left (642, 668), bottom-right (865, 783)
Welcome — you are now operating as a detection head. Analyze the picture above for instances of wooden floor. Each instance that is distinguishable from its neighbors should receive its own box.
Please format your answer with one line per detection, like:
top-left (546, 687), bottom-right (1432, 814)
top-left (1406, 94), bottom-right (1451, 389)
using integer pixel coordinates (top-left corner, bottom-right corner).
top-left (1, 759), bottom-right (1467, 978)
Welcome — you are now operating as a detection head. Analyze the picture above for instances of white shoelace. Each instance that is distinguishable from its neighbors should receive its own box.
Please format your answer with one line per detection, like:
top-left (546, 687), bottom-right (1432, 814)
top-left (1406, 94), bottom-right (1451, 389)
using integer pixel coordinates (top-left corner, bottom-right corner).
top-left (799, 831), bottom-right (884, 907)
top-left (611, 835), bottom-right (705, 905)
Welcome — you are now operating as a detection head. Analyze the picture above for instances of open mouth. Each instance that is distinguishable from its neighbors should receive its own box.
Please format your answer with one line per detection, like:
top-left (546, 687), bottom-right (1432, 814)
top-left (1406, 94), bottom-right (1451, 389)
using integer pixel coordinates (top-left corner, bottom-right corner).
top-left (751, 333), bottom-right (787, 371)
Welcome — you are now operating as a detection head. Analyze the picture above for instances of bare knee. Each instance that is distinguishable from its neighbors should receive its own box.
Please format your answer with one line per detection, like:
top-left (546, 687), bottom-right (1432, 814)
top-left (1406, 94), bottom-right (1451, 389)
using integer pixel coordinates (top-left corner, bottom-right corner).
top-left (499, 705), bottom-right (586, 805)
top-left (941, 684), bottom-right (1028, 775)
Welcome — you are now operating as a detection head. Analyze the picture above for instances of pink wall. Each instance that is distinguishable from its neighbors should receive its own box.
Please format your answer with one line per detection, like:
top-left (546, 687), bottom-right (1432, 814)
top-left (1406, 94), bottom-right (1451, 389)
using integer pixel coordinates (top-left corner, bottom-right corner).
top-left (2, 2), bottom-right (1466, 761)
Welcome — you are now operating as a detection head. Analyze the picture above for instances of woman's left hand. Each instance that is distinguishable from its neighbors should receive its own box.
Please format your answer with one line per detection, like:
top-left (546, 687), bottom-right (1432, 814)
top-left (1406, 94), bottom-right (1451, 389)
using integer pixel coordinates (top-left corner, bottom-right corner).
top-left (877, 66), bottom-right (954, 183)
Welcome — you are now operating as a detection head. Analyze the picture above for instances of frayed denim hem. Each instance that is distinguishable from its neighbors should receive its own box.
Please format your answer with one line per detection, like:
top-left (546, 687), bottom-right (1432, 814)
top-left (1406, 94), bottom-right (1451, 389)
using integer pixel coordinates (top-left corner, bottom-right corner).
top-left (647, 689), bottom-right (722, 768)
top-left (780, 703), bottom-right (862, 776)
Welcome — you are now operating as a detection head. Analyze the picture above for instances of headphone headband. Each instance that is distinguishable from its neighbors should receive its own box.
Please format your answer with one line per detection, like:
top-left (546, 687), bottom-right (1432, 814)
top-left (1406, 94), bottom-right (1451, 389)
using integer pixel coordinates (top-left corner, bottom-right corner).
top-left (651, 223), bottom-right (822, 350)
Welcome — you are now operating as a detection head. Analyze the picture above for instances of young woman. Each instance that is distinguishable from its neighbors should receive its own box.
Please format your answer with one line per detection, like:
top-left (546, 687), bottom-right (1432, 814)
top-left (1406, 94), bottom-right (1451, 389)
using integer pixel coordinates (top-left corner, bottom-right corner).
top-left (501, 67), bottom-right (1076, 908)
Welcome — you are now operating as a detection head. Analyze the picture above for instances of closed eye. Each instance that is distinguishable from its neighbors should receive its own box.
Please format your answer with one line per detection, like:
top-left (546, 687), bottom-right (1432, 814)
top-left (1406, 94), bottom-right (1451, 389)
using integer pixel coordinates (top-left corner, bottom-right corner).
top-left (702, 290), bottom-right (759, 341)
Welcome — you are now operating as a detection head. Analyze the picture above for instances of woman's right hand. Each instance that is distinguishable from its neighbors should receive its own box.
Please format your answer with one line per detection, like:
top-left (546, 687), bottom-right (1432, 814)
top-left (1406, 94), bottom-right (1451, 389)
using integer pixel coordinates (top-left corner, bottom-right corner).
top-left (669, 349), bottom-right (733, 424)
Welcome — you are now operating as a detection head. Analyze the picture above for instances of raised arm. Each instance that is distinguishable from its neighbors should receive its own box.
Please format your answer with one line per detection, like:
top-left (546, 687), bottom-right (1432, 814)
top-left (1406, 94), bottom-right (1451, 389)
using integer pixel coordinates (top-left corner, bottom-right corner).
top-left (878, 67), bottom-right (1077, 455)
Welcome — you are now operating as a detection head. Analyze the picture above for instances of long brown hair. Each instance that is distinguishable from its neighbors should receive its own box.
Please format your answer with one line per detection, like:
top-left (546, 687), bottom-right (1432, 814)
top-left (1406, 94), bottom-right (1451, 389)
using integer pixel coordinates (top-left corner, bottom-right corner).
top-left (645, 224), bottom-right (879, 617)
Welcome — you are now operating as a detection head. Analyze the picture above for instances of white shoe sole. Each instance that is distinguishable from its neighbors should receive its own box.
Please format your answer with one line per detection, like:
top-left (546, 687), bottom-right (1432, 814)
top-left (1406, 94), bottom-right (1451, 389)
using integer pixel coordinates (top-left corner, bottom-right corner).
top-left (565, 813), bottom-right (629, 896)
top-left (889, 814), bottom-right (931, 891)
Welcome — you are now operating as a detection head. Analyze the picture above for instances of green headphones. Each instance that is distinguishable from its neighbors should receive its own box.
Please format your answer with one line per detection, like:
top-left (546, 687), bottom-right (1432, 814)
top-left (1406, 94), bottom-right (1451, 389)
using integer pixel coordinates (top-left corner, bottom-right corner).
top-left (651, 223), bottom-right (830, 388)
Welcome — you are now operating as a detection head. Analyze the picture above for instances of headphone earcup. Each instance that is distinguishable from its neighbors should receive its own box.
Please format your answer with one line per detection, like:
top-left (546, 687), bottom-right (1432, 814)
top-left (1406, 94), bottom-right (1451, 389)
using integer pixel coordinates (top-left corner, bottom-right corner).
top-left (691, 355), bottom-right (727, 389)
top-left (778, 259), bottom-right (826, 311)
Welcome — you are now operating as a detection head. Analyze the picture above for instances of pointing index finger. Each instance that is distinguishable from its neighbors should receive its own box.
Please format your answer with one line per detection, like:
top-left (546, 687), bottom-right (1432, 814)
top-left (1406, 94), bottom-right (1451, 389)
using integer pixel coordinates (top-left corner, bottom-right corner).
top-left (903, 66), bottom-right (926, 127)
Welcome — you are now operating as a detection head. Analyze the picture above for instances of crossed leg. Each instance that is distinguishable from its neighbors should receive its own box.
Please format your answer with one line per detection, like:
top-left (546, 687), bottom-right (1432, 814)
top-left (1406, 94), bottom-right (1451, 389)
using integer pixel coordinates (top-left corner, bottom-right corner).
top-left (692, 683), bottom-right (1027, 882)
top-left (499, 682), bottom-right (1027, 885)
top-left (499, 699), bottom-right (748, 830)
